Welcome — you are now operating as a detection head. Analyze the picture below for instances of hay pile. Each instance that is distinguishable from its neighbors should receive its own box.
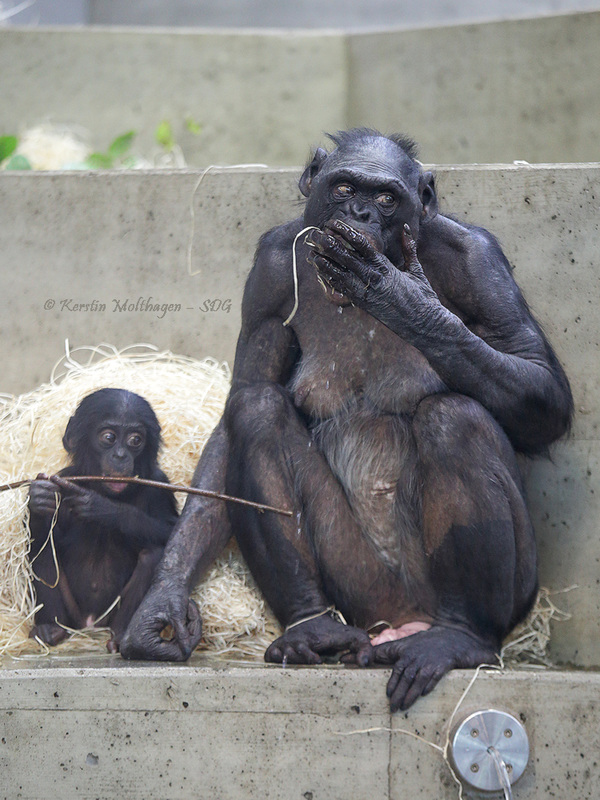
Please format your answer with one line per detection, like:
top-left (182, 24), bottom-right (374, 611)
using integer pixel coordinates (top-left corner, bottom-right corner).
top-left (0, 343), bottom-right (281, 661)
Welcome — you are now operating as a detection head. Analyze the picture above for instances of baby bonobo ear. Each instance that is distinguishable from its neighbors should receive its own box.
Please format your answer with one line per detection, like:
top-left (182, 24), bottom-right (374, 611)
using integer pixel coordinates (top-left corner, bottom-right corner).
top-left (419, 171), bottom-right (438, 223)
top-left (299, 147), bottom-right (329, 197)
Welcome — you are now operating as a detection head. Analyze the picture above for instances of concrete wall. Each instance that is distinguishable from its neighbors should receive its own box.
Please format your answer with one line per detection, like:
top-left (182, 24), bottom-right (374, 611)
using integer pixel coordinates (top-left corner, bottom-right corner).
top-left (2, 13), bottom-right (600, 164)
top-left (88, 0), bottom-right (600, 29)
top-left (0, 164), bottom-right (598, 669)
top-left (348, 12), bottom-right (600, 164)
top-left (6, 0), bottom-right (600, 29)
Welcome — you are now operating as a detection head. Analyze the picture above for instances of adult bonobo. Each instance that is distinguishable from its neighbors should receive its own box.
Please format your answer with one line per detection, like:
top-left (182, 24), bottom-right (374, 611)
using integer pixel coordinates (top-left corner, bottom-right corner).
top-left (29, 389), bottom-right (179, 653)
top-left (121, 129), bottom-right (572, 710)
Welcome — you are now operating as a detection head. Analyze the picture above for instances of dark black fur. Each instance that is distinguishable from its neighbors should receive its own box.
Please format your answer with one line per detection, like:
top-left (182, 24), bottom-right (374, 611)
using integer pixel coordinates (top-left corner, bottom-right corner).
top-left (121, 130), bottom-right (572, 709)
top-left (28, 389), bottom-right (177, 652)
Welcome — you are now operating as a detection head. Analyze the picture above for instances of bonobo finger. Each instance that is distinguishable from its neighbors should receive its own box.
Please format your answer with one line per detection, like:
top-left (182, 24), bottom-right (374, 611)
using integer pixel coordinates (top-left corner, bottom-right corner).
top-left (325, 219), bottom-right (380, 257)
top-left (373, 638), bottom-right (410, 665)
top-left (312, 255), bottom-right (367, 298)
top-left (354, 640), bottom-right (374, 668)
top-left (387, 662), bottom-right (420, 712)
top-left (264, 642), bottom-right (283, 663)
top-left (50, 475), bottom-right (85, 495)
top-left (295, 642), bottom-right (322, 665)
top-left (186, 599), bottom-right (203, 640)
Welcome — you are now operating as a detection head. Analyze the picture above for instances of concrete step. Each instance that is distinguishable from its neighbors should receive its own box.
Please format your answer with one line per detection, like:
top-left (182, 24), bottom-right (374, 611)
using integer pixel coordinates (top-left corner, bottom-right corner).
top-left (1, 655), bottom-right (598, 799)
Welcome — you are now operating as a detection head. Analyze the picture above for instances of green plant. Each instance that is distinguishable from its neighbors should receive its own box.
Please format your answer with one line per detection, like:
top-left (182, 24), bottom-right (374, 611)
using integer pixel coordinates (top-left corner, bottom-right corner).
top-left (0, 135), bottom-right (32, 170)
top-left (85, 131), bottom-right (137, 169)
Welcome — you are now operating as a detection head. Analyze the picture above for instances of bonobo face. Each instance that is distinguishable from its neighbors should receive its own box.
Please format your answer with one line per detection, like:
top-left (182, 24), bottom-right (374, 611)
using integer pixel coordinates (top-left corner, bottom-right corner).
top-left (92, 420), bottom-right (147, 494)
top-left (301, 135), bottom-right (436, 265)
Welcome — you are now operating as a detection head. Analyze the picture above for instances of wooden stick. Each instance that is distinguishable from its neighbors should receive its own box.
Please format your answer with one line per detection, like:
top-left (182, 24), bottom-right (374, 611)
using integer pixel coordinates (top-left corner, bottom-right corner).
top-left (0, 475), bottom-right (293, 517)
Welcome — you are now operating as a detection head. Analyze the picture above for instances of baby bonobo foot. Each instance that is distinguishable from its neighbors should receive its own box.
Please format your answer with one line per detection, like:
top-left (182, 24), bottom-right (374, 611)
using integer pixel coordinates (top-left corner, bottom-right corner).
top-left (265, 613), bottom-right (373, 667)
top-left (373, 625), bottom-right (498, 711)
top-left (29, 622), bottom-right (68, 647)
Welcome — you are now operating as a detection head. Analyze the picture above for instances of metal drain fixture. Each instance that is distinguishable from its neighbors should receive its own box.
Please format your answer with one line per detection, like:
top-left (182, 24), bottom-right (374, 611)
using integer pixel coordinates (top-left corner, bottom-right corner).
top-left (449, 709), bottom-right (529, 793)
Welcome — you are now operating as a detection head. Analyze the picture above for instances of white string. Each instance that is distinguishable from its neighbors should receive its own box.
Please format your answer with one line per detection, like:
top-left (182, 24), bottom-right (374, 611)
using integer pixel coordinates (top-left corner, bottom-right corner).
top-left (282, 226), bottom-right (320, 326)
top-left (187, 163), bottom-right (269, 276)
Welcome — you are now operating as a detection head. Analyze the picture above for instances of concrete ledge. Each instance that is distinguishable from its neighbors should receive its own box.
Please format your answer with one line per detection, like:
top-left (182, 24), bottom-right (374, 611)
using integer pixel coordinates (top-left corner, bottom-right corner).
top-left (1, 657), bottom-right (598, 798)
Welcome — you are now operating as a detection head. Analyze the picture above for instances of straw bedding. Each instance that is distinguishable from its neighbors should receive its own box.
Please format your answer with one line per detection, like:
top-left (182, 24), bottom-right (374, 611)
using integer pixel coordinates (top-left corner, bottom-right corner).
top-left (0, 343), bottom-right (281, 661)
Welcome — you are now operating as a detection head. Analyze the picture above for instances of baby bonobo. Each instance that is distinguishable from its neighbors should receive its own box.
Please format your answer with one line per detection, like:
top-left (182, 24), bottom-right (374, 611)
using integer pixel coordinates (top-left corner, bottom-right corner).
top-left (121, 129), bottom-right (572, 711)
top-left (28, 389), bottom-right (179, 653)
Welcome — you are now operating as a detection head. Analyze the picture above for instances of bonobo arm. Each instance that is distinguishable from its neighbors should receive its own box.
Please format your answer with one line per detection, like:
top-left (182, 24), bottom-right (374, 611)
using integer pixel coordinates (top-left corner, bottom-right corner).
top-left (309, 219), bottom-right (573, 453)
top-left (47, 474), bottom-right (176, 547)
top-left (120, 223), bottom-right (300, 661)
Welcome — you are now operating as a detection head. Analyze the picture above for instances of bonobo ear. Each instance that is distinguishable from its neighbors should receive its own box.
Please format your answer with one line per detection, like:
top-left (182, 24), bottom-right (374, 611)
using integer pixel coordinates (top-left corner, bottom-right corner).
top-left (299, 147), bottom-right (329, 197)
top-left (62, 415), bottom-right (77, 454)
top-left (418, 171), bottom-right (438, 223)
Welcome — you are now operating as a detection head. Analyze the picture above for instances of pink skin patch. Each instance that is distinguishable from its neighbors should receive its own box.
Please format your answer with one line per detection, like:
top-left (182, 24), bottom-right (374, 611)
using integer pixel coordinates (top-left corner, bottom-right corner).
top-left (370, 621), bottom-right (431, 646)
top-left (104, 481), bottom-right (129, 494)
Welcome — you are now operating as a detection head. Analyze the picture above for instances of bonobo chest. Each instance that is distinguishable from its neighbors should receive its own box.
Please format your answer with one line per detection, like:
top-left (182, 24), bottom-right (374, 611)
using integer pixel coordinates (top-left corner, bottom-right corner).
top-left (287, 261), bottom-right (445, 419)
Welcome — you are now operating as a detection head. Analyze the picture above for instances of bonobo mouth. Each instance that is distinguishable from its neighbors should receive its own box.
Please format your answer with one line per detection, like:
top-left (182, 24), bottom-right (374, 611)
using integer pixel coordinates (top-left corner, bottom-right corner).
top-left (102, 477), bottom-right (131, 494)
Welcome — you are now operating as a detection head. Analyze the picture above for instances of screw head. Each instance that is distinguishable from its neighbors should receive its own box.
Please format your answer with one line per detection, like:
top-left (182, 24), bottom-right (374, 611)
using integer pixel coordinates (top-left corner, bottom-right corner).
top-left (504, 729), bottom-right (513, 738)
top-left (470, 764), bottom-right (479, 773)
top-left (471, 728), bottom-right (479, 738)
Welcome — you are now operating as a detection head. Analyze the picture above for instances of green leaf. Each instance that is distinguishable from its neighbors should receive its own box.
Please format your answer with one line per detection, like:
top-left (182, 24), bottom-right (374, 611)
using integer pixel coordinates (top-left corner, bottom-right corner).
top-left (5, 154), bottom-right (31, 170)
top-left (0, 135), bottom-right (18, 162)
top-left (85, 152), bottom-right (114, 169)
top-left (155, 120), bottom-right (175, 151)
top-left (107, 131), bottom-right (136, 159)
top-left (185, 117), bottom-right (202, 136)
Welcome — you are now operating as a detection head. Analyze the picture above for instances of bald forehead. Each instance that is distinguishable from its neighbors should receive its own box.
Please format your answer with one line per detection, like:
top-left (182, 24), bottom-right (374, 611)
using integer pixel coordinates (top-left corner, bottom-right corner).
top-left (324, 136), bottom-right (420, 184)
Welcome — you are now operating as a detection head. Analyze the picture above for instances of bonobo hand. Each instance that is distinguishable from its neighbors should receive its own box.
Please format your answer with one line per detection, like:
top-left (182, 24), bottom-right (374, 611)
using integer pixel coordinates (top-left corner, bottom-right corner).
top-left (307, 220), bottom-right (443, 338)
top-left (28, 473), bottom-right (62, 516)
top-left (265, 613), bottom-right (373, 667)
top-left (373, 626), bottom-right (498, 711)
top-left (119, 582), bottom-right (202, 662)
top-left (50, 476), bottom-right (120, 523)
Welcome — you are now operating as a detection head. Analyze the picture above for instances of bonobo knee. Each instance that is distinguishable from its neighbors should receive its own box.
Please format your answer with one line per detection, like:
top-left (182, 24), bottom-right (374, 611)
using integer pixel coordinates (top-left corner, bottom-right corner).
top-left (225, 383), bottom-right (293, 442)
top-left (414, 393), bottom-right (508, 456)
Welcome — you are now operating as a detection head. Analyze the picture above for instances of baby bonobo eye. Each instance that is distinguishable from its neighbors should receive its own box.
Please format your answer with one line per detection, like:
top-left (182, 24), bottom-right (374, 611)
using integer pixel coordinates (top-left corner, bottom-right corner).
top-left (98, 429), bottom-right (116, 447)
top-left (127, 432), bottom-right (145, 450)
top-left (332, 183), bottom-right (355, 200)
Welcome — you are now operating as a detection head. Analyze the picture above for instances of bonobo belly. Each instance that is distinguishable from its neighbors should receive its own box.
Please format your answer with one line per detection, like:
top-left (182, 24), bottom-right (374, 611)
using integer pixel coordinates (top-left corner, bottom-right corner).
top-left (289, 303), bottom-right (445, 419)
top-left (312, 406), bottom-right (430, 607)
top-left (61, 532), bottom-right (136, 618)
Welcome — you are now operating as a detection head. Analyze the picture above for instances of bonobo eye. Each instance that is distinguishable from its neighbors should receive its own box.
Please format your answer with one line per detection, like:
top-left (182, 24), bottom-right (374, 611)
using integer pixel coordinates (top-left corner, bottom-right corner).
top-left (332, 183), bottom-right (355, 200)
top-left (126, 432), bottom-right (145, 450)
top-left (375, 192), bottom-right (397, 210)
top-left (98, 429), bottom-right (116, 448)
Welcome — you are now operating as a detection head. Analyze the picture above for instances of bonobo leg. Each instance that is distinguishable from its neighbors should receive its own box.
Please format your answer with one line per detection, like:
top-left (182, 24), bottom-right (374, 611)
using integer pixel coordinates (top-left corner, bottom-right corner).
top-left (374, 393), bottom-right (538, 710)
top-left (224, 383), bottom-right (416, 665)
top-left (30, 547), bottom-right (80, 646)
top-left (107, 547), bottom-right (163, 653)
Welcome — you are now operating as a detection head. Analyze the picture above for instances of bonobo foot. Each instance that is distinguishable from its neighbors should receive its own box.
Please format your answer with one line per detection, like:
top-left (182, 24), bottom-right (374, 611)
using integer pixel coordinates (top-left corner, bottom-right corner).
top-left (373, 625), bottom-right (498, 711)
top-left (265, 613), bottom-right (373, 666)
top-left (29, 622), bottom-right (68, 647)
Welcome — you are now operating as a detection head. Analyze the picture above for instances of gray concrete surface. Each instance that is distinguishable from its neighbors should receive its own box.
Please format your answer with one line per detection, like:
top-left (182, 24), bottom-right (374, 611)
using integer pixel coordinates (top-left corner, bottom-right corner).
top-left (0, 164), bottom-right (599, 671)
top-left (2, 13), bottom-right (600, 164)
top-left (7, 0), bottom-right (600, 29)
top-left (1, 656), bottom-right (599, 798)
top-left (88, 0), bottom-right (600, 30)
